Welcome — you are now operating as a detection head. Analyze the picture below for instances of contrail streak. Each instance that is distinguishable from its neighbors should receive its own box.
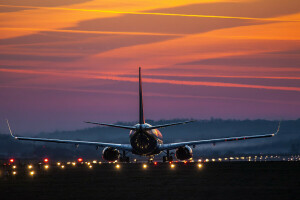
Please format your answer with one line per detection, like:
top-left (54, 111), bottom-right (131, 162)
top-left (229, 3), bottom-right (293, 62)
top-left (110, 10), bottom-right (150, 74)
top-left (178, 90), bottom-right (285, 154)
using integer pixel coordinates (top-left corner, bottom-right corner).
top-left (139, 73), bottom-right (300, 80)
top-left (0, 4), bottom-right (299, 22)
top-left (1, 85), bottom-right (299, 105)
top-left (1, 68), bottom-right (300, 92)
top-left (0, 27), bottom-right (183, 36)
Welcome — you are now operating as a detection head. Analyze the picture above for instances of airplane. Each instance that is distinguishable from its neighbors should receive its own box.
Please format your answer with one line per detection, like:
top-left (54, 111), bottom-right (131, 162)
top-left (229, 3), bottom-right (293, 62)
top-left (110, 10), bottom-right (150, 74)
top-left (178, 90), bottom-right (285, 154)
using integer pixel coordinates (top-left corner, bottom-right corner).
top-left (7, 67), bottom-right (280, 162)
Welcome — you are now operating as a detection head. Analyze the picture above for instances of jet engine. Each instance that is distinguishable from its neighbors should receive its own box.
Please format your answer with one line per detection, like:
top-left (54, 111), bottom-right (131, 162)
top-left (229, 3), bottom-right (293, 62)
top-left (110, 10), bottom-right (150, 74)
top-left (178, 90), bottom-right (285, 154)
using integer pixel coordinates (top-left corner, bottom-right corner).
top-left (175, 145), bottom-right (193, 160)
top-left (102, 147), bottom-right (120, 161)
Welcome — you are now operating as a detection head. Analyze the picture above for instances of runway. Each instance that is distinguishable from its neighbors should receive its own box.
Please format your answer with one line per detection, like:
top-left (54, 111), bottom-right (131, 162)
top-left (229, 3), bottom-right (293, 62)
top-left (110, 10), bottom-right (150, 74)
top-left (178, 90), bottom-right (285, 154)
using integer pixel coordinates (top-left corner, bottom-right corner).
top-left (1, 161), bottom-right (299, 200)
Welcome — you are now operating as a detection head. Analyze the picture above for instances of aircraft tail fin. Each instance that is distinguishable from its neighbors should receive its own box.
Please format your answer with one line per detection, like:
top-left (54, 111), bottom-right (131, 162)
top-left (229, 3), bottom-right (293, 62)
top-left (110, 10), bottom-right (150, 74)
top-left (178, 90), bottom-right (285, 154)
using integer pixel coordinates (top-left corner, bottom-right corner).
top-left (139, 67), bottom-right (145, 124)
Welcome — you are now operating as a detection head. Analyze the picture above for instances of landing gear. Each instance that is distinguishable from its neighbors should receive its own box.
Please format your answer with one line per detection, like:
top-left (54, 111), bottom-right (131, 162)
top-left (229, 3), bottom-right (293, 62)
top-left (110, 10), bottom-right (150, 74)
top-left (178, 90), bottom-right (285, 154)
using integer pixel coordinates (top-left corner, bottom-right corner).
top-left (119, 150), bottom-right (130, 163)
top-left (162, 150), bottom-right (173, 162)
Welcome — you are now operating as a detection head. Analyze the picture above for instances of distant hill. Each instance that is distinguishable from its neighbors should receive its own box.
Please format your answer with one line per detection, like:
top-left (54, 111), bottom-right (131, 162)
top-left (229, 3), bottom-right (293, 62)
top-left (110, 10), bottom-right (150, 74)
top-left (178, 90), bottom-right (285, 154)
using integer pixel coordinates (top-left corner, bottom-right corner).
top-left (0, 119), bottom-right (299, 160)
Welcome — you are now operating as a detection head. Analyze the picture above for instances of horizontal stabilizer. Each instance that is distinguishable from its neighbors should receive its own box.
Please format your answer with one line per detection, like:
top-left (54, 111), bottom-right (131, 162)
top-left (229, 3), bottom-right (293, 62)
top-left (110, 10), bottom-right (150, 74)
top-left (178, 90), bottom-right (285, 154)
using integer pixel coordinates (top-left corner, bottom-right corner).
top-left (145, 120), bottom-right (195, 130)
top-left (84, 121), bottom-right (136, 130)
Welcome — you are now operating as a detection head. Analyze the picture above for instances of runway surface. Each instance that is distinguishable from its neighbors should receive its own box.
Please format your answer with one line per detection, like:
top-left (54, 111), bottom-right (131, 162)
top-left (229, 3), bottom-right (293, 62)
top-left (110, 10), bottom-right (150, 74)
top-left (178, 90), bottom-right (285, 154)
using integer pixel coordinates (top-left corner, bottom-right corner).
top-left (1, 162), bottom-right (299, 200)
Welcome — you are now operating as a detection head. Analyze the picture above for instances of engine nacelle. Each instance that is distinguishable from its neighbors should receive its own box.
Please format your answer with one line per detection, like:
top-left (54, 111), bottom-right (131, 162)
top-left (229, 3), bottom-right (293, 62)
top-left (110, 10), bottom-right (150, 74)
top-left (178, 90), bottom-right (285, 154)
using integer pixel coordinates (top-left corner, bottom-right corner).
top-left (175, 145), bottom-right (193, 160)
top-left (102, 147), bottom-right (120, 161)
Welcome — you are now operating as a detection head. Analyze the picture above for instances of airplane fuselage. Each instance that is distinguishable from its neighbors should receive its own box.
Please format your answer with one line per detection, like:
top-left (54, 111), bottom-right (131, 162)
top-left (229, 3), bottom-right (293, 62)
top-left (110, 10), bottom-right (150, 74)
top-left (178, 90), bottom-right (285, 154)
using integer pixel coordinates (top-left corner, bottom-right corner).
top-left (129, 123), bottom-right (163, 156)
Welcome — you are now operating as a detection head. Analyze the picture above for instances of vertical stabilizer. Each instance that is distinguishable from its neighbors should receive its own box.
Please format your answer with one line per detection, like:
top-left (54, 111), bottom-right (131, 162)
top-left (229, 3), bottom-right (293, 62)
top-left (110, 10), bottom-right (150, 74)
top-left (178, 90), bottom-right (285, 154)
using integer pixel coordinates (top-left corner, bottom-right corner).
top-left (139, 67), bottom-right (145, 124)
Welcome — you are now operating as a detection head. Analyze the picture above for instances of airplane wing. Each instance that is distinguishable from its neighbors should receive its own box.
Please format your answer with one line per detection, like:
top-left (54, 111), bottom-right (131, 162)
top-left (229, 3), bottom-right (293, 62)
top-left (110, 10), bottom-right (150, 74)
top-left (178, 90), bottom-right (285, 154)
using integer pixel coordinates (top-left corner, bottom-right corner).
top-left (6, 120), bottom-right (132, 151)
top-left (158, 123), bottom-right (280, 151)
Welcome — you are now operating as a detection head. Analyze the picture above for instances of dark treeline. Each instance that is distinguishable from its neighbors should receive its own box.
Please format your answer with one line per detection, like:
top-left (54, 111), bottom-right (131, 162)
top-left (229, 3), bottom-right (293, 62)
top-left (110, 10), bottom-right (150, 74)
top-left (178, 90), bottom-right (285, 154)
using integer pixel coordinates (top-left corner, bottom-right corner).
top-left (0, 119), bottom-right (299, 160)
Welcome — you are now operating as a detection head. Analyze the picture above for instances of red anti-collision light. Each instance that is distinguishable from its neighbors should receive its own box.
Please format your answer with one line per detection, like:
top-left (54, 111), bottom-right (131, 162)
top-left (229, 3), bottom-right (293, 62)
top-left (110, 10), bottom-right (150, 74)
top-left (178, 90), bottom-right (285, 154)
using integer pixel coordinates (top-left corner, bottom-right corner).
top-left (9, 158), bottom-right (14, 163)
top-left (44, 158), bottom-right (49, 163)
top-left (154, 162), bottom-right (158, 165)
top-left (78, 158), bottom-right (83, 162)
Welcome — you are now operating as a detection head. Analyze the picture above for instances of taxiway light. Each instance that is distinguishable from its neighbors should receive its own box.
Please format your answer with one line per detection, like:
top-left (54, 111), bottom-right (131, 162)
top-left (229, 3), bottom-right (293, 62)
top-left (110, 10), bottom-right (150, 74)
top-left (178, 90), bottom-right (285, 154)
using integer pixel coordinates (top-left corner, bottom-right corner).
top-left (57, 162), bottom-right (61, 166)
top-left (89, 165), bottom-right (93, 169)
top-left (28, 165), bottom-right (33, 169)
top-left (12, 171), bottom-right (17, 175)
top-left (170, 164), bottom-right (175, 169)
top-left (44, 158), bottom-right (49, 163)
top-left (61, 165), bottom-right (65, 169)
top-left (143, 164), bottom-right (148, 169)
top-left (198, 164), bottom-right (203, 169)
top-left (115, 164), bottom-right (120, 169)
top-left (72, 162), bottom-right (76, 166)
top-left (9, 158), bottom-right (14, 163)
top-left (77, 158), bottom-right (83, 162)
top-left (30, 171), bottom-right (35, 176)
top-left (93, 160), bottom-right (97, 164)
top-left (44, 165), bottom-right (49, 170)
top-left (12, 165), bottom-right (17, 169)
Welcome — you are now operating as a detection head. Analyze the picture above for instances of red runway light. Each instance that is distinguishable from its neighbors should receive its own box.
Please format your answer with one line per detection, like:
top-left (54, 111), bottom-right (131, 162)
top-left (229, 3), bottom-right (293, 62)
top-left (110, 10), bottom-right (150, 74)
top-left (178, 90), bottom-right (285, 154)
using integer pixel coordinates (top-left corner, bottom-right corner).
top-left (9, 158), bottom-right (14, 163)
top-left (154, 162), bottom-right (157, 165)
top-left (78, 158), bottom-right (83, 162)
top-left (44, 158), bottom-right (49, 163)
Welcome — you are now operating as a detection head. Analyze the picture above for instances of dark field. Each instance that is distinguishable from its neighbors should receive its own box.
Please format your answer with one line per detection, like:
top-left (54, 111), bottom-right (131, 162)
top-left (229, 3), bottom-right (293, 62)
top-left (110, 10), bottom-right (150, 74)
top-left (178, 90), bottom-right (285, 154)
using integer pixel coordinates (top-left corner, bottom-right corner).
top-left (1, 162), bottom-right (299, 200)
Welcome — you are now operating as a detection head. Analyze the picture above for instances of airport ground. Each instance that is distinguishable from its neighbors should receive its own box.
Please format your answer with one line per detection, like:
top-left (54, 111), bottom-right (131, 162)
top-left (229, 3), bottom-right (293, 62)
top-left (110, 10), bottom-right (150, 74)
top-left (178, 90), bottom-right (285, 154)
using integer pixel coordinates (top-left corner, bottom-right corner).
top-left (0, 161), bottom-right (299, 200)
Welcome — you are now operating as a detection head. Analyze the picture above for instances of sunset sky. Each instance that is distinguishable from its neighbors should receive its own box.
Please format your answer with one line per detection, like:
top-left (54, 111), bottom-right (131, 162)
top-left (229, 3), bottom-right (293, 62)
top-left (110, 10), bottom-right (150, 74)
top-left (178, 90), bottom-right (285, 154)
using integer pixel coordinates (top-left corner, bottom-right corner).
top-left (1, 0), bottom-right (300, 134)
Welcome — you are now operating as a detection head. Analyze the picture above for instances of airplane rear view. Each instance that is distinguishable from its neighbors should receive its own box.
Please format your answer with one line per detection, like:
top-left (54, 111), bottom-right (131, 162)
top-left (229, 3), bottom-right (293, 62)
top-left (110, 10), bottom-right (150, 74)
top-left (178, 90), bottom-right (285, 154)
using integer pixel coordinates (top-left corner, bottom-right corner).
top-left (7, 67), bottom-right (280, 162)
